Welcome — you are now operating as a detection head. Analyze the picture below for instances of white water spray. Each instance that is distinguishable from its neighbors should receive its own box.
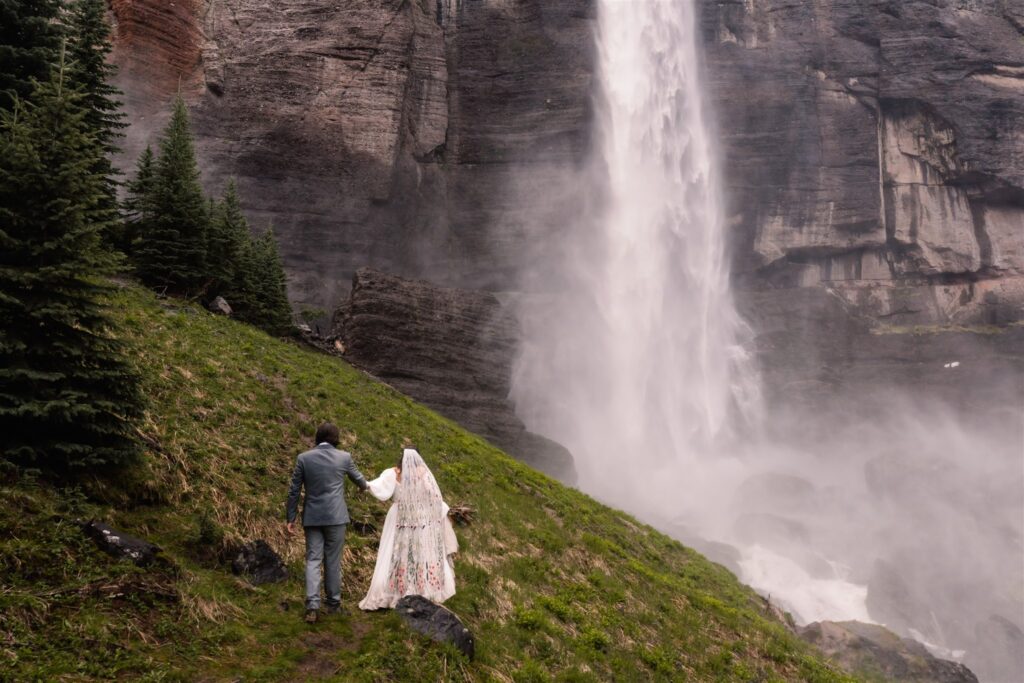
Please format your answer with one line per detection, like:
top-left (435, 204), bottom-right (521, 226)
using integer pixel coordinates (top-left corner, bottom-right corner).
top-left (513, 0), bottom-right (758, 514)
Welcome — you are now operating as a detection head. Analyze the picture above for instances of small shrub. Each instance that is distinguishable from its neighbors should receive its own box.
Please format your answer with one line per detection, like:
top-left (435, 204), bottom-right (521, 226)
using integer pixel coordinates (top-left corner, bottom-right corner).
top-left (514, 607), bottom-right (549, 632)
top-left (578, 627), bottom-right (610, 653)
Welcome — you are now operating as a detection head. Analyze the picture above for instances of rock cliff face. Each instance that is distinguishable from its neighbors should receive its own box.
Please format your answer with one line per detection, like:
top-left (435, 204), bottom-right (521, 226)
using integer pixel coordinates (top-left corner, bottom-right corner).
top-left (109, 0), bottom-right (594, 313)
top-left (334, 268), bottom-right (575, 480)
top-left (699, 0), bottom-right (1024, 325)
top-left (109, 0), bottom-right (1023, 325)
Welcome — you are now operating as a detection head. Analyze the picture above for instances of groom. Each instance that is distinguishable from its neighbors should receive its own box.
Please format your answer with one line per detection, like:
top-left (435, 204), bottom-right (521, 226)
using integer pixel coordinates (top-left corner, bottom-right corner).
top-left (286, 422), bottom-right (368, 623)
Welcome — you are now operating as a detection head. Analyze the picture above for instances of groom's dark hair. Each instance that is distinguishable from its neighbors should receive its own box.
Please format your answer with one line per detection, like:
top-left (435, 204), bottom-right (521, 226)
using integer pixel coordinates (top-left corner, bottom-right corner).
top-left (315, 422), bottom-right (340, 446)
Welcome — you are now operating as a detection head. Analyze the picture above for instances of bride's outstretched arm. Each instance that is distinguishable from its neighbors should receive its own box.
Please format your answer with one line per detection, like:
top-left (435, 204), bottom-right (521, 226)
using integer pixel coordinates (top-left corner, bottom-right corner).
top-left (365, 467), bottom-right (398, 501)
top-left (441, 501), bottom-right (459, 556)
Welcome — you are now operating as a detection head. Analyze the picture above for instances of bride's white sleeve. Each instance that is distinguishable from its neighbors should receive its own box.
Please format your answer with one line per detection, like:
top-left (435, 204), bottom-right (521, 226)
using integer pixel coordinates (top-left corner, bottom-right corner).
top-left (366, 468), bottom-right (397, 501)
top-left (441, 501), bottom-right (459, 557)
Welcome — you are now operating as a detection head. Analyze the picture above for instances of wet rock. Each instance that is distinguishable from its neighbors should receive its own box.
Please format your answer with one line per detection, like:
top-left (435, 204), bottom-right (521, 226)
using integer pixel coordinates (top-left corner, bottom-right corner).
top-left (231, 540), bottom-right (288, 585)
top-left (207, 296), bottom-right (232, 316)
top-left (82, 521), bottom-right (161, 566)
top-left (800, 620), bottom-right (978, 683)
top-left (395, 595), bottom-right (474, 660)
top-left (964, 615), bottom-right (1024, 683)
top-left (335, 268), bottom-right (575, 481)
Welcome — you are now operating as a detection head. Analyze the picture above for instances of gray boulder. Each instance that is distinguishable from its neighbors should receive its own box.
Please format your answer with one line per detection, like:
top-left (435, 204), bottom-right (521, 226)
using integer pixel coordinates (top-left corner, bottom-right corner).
top-left (207, 296), bottom-right (232, 316)
top-left (395, 595), bottom-right (474, 660)
top-left (800, 620), bottom-right (978, 683)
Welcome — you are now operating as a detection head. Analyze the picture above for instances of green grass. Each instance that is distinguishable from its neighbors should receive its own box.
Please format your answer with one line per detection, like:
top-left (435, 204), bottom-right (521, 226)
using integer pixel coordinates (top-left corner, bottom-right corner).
top-left (0, 285), bottom-right (856, 681)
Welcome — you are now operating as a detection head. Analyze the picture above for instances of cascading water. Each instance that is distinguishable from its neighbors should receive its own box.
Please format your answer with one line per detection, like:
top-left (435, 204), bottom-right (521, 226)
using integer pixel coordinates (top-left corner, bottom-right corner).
top-left (511, 0), bottom-right (880, 638)
top-left (512, 0), bottom-right (758, 518)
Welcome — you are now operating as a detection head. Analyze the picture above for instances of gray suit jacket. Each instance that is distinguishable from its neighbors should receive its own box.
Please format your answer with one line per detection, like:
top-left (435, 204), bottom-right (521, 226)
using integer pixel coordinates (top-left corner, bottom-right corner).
top-left (286, 444), bottom-right (368, 527)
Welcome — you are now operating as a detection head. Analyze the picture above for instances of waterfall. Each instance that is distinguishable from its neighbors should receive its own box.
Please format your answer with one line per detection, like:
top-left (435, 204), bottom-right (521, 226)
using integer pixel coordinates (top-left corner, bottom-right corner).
top-left (512, 0), bottom-right (759, 511)
top-left (512, 3), bottom-right (1022, 673)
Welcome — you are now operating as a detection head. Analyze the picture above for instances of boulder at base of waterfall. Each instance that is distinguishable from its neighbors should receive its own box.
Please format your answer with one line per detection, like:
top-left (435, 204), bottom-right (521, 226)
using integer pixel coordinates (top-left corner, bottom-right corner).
top-left (231, 540), bottom-right (288, 585)
top-left (799, 621), bottom-right (978, 683)
top-left (82, 521), bottom-right (162, 566)
top-left (207, 296), bottom-right (232, 316)
top-left (395, 595), bottom-right (474, 660)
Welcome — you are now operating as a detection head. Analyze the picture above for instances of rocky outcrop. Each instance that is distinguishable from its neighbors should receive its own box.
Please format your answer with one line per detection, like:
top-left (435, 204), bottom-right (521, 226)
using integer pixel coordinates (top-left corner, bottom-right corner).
top-left (800, 620), bottom-right (979, 683)
top-left (109, 0), bottom-right (594, 313)
top-left (699, 0), bottom-right (1024, 324)
top-left (334, 268), bottom-right (575, 480)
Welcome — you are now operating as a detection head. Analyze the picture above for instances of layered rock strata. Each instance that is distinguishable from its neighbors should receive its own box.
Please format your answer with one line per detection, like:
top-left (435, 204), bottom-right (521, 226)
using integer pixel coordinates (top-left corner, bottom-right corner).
top-left (699, 0), bottom-right (1024, 324)
top-left (109, 1), bottom-right (1024, 325)
top-left (109, 0), bottom-right (594, 313)
top-left (333, 268), bottom-right (575, 481)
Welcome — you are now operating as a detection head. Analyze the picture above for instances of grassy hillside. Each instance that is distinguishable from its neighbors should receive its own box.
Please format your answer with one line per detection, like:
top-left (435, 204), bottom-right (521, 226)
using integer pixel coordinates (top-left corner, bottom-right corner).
top-left (0, 285), bottom-right (853, 682)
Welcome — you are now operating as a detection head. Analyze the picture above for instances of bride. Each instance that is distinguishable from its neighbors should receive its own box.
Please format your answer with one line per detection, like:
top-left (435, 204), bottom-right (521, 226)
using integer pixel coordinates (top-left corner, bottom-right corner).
top-left (359, 448), bottom-right (458, 610)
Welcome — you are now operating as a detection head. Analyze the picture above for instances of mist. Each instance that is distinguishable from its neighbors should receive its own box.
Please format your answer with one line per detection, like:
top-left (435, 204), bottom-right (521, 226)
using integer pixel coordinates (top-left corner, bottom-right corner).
top-left (510, 1), bottom-right (1024, 681)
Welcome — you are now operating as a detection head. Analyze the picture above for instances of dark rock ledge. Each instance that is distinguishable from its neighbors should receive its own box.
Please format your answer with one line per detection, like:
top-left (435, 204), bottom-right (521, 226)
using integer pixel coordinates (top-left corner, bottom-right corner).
top-left (333, 268), bottom-right (575, 482)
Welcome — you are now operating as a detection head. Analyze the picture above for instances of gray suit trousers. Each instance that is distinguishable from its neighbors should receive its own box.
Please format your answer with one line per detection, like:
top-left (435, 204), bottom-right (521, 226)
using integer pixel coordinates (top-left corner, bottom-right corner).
top-left (304, 524), bottom-right (346, 610)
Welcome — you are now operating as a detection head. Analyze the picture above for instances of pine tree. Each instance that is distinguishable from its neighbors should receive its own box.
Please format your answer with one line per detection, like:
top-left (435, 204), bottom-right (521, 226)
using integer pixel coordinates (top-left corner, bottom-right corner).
top-left (235, 227), bottom-right (292, 335)
top-left (207, 179), bottom-right (250, 298)
top-left (0, 60), bottom-right (142, 470)
top-left (65, 0), bottom-right (124, 156)
top-left (230, 233), bottom-right (261, 322)
top-left (65, 0), bottom-right (126, 244)
top-left (122, 145), bottom-right (154, 251)
top-left (133, 95), bottom-right (209, 295)
top-left (0, 0), bottom-right (63, 111)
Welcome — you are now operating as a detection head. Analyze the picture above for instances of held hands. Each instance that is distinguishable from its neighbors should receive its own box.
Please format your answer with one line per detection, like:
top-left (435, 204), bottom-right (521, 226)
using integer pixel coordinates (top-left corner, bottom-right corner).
top-left (286, 521), bottom-right (297, 536)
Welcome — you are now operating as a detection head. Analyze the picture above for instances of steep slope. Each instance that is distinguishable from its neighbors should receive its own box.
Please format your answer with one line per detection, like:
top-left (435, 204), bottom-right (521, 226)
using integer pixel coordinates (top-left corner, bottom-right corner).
top-left (0, 285), bottom-right (851, 681)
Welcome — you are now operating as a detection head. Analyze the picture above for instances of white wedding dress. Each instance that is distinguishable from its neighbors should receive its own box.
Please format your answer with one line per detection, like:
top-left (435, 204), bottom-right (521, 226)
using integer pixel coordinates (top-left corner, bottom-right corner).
top-left (358, 449), bottom-right (458, 610)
